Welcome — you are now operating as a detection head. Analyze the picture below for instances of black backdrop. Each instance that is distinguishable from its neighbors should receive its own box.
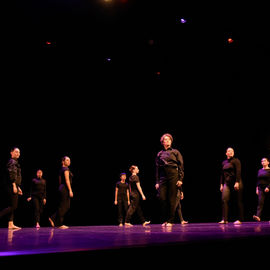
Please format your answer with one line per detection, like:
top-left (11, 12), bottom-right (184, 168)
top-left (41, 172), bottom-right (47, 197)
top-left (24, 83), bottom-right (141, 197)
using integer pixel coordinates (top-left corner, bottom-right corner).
top-left (1, 1), bottom-right (269, 227)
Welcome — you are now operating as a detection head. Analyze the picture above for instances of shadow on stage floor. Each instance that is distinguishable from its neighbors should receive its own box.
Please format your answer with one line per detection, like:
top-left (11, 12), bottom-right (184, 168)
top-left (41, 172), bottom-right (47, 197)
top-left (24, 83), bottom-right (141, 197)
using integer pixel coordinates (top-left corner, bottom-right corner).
top-left (0, 222), bottom-right (269, 267)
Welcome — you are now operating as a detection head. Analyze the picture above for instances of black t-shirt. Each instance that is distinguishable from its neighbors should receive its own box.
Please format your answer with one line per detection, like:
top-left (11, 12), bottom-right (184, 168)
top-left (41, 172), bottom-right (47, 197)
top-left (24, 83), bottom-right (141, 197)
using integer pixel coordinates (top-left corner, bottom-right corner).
top-left (59, 167), bottom-right (73, 187)
top-left (116, 181), bottom-right (129, 199)
top-left (129, 175), bottom-right (140, 193)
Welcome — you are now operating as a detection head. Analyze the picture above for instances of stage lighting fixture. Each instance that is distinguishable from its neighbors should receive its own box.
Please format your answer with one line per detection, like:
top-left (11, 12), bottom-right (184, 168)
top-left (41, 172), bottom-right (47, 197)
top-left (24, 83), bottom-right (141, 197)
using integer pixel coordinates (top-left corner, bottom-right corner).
top-left (180, 18), bottom-right (187, 24)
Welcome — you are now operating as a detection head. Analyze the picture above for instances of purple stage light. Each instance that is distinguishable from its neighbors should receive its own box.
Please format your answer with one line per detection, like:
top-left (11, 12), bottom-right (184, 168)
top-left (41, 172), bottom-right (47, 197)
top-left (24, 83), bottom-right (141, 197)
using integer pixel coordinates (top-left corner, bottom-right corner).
top-left (180, 18), bottom-right (187, 24)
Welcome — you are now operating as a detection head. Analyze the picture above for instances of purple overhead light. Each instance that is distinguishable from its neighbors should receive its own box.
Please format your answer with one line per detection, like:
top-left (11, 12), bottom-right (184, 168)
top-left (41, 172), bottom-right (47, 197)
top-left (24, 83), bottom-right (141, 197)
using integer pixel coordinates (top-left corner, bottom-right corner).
top-left (180, 18), bottom-right (187, 24)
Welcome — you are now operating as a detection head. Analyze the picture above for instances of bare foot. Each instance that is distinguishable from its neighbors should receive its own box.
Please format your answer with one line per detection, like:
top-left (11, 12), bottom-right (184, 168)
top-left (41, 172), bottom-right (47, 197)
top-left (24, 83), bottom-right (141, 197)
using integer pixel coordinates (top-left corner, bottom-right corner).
top-left (8, 222), bottom-right (21, 230)
top-left (124, 223), bottom-right (133, 227)
top-left (218, 220), bottom-right (228, 224)
top-left (143, 221), bottom-right (151, 226)
top-left (253, 215), bottom-right (261, 222)
top-left (234, 220), bottom-right (242, 225)
top-left (58, 225), bottom-right (69, 229)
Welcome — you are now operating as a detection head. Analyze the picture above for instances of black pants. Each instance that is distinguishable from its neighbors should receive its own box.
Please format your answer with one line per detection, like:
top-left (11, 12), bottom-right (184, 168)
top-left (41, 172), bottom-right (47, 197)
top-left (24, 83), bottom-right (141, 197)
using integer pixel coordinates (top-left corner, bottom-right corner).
top-left (159, 167), bottom-right (178, 224)
top-left (117, 198), bottom-right (128, 224)
top-left (125, 192), bottom-right (145, 224)
top-left (256, 186), bottom-right (270, 218)
top-left (222, 181), bottom-right (244, 222)
top-left (0, 185), bottom-right (18, 222)
top-left (32, 195), bottom-right (44, 224)
top-left (50, 185), bottom-right (70, 227)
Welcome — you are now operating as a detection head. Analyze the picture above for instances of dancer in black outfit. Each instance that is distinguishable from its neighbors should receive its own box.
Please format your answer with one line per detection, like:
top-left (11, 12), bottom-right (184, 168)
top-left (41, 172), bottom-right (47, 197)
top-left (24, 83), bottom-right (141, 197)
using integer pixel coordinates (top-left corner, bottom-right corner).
top-left (125, 165), bottom-right (150, 227)
top-left (114, 173), bottom-right (130, 226)
top-left (0, 147), bottom-right (23, 229)
top-left (219, 147), bottom-right (244, 224)
top-left (27, 169), bottom-right (47, 228)
top-left (253, 157), bottom-right (270, 221)
top-left (49, 156), bottom-right (73, 229)
top-left (155, 133), bottom-right (184, 227)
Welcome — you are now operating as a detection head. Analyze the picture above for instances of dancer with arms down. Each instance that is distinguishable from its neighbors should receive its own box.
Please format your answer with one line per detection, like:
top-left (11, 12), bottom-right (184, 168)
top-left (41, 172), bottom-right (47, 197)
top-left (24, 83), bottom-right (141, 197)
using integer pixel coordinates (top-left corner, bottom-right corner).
top-left (49, 156), bottom-right (73, 229)
top-left (0, 147), bottom-right (23, 229)
top-left (253, 157), bottom-right (270, 222)
top-left (27, 169), bottom-right (47, 228)
top-left (125, 165), bottom-right (150, 227)
top-left (114, 172), bottom-right (130, 226)
top-left (155, 133), bottom-right (184, 227)
top-left (219, 147), bottom-right (244, 224)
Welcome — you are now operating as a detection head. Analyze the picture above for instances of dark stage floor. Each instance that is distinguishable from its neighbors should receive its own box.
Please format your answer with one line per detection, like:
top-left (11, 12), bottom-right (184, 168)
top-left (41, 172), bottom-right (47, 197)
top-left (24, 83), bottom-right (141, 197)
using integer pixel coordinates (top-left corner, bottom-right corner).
top-left (1, 222), bottom-right (270, 267)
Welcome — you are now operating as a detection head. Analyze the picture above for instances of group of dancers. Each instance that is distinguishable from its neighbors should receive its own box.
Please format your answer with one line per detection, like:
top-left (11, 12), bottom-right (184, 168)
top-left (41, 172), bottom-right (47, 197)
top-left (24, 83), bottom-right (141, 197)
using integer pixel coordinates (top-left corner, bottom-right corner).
top-left (1, 133), bottom-right (270, 229)
top-left (115, 134), bottom-right (270, 227)
top-left (0, 148), bottom-right (73, 229)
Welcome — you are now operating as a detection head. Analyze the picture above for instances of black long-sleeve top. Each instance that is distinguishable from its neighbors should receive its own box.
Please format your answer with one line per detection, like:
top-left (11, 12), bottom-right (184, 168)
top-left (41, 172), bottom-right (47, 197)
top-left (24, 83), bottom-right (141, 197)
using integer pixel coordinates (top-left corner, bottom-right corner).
top-left (29, 177), bottom-right (46, 199)
top-left (256, 168), bottom-right (270, 189)
top-left (6, 158), bottom-right (22, 186)
top-left (220, 157), bottom-right (241, 185)
top-left (155, 147), bottom-right (184, 184)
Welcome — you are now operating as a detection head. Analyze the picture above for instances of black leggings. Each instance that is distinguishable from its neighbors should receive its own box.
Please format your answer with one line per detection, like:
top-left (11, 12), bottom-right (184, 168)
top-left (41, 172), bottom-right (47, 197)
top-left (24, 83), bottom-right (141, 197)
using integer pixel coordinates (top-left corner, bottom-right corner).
top-left (175, 190), bottom-right (184, 222)
top-left (0, 185), bottom-right (18, 222)
top-left (256, 187), bottom-right (270, 218)
top-left (32, 196), bottom-right (44, 224)
top-left (125, 192), bottom-right (145, 224)
top-left (50, 185), bottom-right (70, 227)
top-left (222, 181), bottom-right (244, 222)
top-left (117, 198), bottom-right (128, 224)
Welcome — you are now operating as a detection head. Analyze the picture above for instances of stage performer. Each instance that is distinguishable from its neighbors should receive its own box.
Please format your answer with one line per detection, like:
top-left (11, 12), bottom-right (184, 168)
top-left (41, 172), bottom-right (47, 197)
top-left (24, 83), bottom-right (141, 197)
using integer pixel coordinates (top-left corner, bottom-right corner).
top-left (49, 156), bottom-right (73, 229)
top-left (0, 147), bottom-right (23, 229)
top-left (219, 147), bottom-right (244, 224)
top-left (253, 157), bottom-right (270, 221)
top-left (124, 165), bottom-right (150, 227)
top-left (27, 169), bottom-right (47, 228)
top-left (114, 172), bottom-right (130, 226)
top-left (155, 133), bottom-right (184, 227)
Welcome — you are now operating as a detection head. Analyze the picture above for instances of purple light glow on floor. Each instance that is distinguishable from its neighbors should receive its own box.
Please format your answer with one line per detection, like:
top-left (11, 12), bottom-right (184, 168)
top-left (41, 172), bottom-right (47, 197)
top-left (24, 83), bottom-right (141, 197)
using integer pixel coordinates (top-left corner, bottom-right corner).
top-left (1, 222), bottom-right (270, 257)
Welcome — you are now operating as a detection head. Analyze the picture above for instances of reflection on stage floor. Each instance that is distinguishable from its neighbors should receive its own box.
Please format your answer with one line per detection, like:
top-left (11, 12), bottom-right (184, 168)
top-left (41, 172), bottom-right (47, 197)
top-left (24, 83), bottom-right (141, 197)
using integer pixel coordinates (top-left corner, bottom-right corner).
top-left (1, 222), bottom-right (270, 267)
